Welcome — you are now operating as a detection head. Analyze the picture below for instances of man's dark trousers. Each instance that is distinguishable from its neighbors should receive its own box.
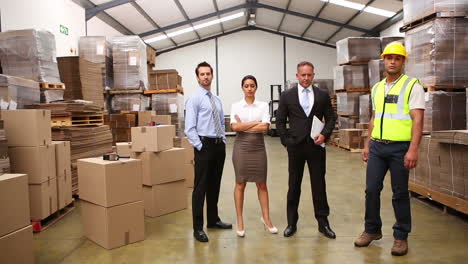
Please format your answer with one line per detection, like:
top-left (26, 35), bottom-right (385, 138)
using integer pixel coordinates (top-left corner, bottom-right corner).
top-left (365, 140), bottom-right (411, 240)
top-left (192, 138), bottom-right (225, 231)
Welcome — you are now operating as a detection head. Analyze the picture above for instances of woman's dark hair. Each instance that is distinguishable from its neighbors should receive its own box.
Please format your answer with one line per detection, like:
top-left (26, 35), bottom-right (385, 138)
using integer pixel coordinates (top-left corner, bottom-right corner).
top-left (241, 75), bottom-right (258, 87)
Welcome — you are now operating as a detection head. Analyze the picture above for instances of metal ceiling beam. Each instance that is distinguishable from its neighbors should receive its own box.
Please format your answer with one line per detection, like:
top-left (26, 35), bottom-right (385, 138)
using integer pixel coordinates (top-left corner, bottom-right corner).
top-left (277, 0), bottom-right (292, 31)
top-left (140, 2), bottom-right (372, 38)
top-left (173, 0), bottom-right (201, 40)
top-left (367, 9), bottom-right (403, 36)
top-left (85, 0), bottom-right (134, 21)
top-left (139, 3), bottom-right (248, 38)
top-left (72, 0), bottom-right (134, 35)
top-left (212, 0), bottom-right (225, 33)
top-left (157, 26), bottom-right (249, 55)
top-left (325, 0), bottom-right (377, 43)
top-left (256, 2), bottom-right (372, 34)
top-left (246, 0), bottom-right (258, 25)
top-left (300, 2), bottom-right (329, 37)
top-left (156, 25), bottom-right (335, 55)
top-left (130, 2), bottom-right (177, 46)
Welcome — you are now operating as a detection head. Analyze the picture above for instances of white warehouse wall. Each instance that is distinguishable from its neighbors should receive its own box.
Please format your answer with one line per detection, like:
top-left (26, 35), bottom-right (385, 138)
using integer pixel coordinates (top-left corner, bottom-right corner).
top-left (0, 0), bottom-right (85, 56)
top-left (155, 29), bottom-right (337, 113)
top-left (86, 17), bottom-right (124, 37)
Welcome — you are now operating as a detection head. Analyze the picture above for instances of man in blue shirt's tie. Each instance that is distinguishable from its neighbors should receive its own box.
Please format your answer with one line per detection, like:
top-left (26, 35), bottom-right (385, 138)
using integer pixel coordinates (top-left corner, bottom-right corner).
top-left (185, 61), bottom-right (232, 242)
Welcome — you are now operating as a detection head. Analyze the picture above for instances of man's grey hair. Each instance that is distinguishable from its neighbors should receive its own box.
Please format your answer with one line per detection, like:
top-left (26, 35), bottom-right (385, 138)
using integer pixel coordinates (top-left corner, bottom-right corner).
top-left (297, 61), bottom-right (315, 72)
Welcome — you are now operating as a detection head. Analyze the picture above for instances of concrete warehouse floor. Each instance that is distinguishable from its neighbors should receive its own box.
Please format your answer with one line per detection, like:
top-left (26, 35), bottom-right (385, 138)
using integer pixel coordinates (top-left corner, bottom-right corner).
top-left (34, 136), bottom-right (468, 264)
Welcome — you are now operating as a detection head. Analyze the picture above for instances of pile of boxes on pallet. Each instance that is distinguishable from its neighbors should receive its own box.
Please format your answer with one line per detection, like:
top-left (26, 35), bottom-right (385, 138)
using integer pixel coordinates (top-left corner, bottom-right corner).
top-left (77, 36), bottom-right (113, 108)
top-left (0, 173), bottom-right (34, 263)
top-left (0, 121), bottom-right (9, 173)
top-left (332, 36), bottom-right (403, 150)
top-left (403, 0), bottom-right (468, 213)
top-left (0, 29), bottom-right (63, 107)
top-left (109, 36), bottom-right (150, 112)
top-left (2, 110), bottom-right (73, 223)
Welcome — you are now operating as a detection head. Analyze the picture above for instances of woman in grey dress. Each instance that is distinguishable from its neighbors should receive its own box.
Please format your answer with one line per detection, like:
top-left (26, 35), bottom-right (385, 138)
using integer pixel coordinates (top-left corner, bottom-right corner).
top-left (231, 75), bottom-right (277, 237)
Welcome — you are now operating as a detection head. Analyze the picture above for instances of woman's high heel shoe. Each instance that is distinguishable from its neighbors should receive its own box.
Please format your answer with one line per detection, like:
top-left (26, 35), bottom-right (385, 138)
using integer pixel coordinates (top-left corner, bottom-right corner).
top-left (236, 229), bottom-right (245, 237)
top-left (261, 217), bottom-right (278, 234)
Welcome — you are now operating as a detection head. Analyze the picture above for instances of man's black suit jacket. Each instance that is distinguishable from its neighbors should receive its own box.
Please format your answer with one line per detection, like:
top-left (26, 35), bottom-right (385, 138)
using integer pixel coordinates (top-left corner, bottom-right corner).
top-left (276, 85), bottom-right (336, 147)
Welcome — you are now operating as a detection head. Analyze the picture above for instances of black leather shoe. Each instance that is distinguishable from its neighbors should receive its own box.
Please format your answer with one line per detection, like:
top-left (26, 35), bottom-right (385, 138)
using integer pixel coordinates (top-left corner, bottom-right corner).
top-left (319, 225), bottom-right (336, 239)
top-left (283, 225), bottom-right (297, 237)
top-left (193, 230), bottom-right (209, 242)
top-left (207, 221), bottom-right (232, 229)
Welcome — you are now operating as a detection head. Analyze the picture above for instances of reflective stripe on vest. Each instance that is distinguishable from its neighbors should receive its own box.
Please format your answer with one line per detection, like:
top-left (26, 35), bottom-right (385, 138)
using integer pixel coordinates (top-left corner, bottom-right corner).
top-left (371, 75), bottom-right (418, 141)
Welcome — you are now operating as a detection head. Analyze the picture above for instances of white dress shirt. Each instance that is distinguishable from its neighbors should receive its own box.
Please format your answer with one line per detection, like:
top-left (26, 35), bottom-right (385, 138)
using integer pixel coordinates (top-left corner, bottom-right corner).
top-left (298, 83), bottom-right (314, 116)
top-left (230, 99), bottom-right (270, 129)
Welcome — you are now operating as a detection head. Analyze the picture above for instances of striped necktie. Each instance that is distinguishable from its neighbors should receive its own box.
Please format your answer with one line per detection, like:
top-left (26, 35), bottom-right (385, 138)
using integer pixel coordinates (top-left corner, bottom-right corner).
top-left (207, 91), bottom-right (223, 138)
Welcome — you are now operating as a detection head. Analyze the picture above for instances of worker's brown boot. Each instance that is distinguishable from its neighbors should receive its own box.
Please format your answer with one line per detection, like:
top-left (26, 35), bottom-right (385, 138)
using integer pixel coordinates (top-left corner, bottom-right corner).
top-left (354, 231), bottom-right (383, 247)
top-left (391, 240), bottom-right (408, 256)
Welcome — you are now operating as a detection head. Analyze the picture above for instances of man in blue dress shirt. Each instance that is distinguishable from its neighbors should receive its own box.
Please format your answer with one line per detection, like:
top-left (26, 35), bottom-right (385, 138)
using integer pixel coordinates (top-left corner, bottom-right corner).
top-left (185, 61), bottom-right (232, 242)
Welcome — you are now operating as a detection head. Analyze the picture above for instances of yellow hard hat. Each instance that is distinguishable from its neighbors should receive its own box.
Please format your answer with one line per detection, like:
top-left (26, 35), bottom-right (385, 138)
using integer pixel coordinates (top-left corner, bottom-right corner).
top-left (381, 42), bottom-right (407, 59)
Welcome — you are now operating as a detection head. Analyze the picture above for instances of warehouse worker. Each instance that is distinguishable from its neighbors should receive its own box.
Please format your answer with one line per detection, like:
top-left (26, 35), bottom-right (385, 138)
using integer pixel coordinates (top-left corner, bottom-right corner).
top-left (354, 42), bottom-right (425, 256)
top-left (185, 61), bottom-right (232, 243)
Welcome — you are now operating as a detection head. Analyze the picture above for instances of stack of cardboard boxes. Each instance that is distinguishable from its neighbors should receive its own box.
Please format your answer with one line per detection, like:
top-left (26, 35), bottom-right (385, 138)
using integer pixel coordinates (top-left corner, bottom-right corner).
top-left (0, 74), bottom-right (41, 110)
top-left (131, 125), bottom-right (188, 217)
top-left (174, 137), bottom-right (195, 188)
top-left (57, 57), bottom-right (83, 101)
top-left (78, 157), bottom-right (145, 249)
top-left (3, 110), bottom-right (73, 220)
top-left (0, 29), bottom-right (61, 84)
top-left (151, 93), bottom-right (185, 136)
top-left (0, 173), bottom-right (34, 263)
top-left (3, 110), bottom-right (58, 220)
top-left (78, 36), bottom-right (113, 108)
top-left (148, 69), bottom-right (182, 91)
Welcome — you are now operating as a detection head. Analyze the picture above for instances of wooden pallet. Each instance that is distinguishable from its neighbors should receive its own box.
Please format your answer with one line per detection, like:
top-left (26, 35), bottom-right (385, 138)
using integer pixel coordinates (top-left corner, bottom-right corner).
top-left (51, 113), bottom-right (104, 127)
top-left (426, 86), bottom-right (467, 92)
top-left (339, 61), bottom-right (369, 66)
top-left (32, 201), bottom-right (75, 232)
top-left (144, 88), bottom-right (184, 95)
top-left (400, 11), bottom-right (468, 33)
top-left (338, 144), bottom-right (363, 153)
top-left (109, 89), bottom-right (144, 94)
top-left (409, 183), bottom-right (468, 215)
top-left (40, 82), bottom-right (66, 90)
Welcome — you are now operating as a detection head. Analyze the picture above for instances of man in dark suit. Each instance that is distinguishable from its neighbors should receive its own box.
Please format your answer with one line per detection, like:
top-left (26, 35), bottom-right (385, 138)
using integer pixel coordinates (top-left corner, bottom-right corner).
top-left (276, 61), bottom-right (337, 239)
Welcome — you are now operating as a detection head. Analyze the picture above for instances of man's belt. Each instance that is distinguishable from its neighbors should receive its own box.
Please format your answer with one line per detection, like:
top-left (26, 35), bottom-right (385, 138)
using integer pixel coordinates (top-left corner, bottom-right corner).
top-left (371, 138), bottom-right (400, 144)
top-left (200, 136), bottom-right (223, 144)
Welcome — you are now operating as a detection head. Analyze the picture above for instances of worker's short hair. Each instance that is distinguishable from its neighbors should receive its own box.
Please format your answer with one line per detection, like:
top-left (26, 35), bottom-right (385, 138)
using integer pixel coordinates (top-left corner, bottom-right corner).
top-left (297, 61), bottom-right (315, 72)
top-left (195, 61), bottom-right (213, 76)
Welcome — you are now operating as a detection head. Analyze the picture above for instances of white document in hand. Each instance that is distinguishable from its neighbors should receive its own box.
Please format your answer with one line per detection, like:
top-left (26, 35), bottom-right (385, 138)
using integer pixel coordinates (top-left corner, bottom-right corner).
top-left (310, 115), bottom-right (325, 148)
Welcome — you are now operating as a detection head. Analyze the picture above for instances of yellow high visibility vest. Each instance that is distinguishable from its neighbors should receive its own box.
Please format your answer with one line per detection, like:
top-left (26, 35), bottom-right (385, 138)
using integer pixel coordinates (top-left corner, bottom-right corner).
top-left (371, 75), bottom-right (419, 141)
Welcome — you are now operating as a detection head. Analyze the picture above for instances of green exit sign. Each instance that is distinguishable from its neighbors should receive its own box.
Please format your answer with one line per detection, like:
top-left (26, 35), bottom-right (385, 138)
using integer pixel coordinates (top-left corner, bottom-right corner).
top-left (60, 25), bottom-right (69, 35)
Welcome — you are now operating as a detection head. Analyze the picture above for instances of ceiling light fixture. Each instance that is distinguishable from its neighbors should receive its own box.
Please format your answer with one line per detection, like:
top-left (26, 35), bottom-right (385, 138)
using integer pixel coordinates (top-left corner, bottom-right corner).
top-left (144, 11), bottom-right (245, 43)
top-left (320, 0), bottom-right (396, 17)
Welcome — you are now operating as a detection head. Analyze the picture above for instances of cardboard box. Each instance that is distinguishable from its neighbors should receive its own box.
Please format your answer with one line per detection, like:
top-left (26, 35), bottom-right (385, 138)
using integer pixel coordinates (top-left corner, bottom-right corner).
top-left (173, 137), bottom-right (194, 164)
top-left (339, 129), bottom-right (366, 149)
top-left (57, 174), bottom-right (72, 209)
top-left (131, 125), bottom-right (175, 152)
top-left (151, 115), bottom-right (171, 125)
top-left (80, 200), bottom-right (145, 250)
top-left (29, 178), bottom-right (58, 220)
top-left (1, 109), bottom-right (52, 146)
top-left (51, 141), bottom-right (71, 178)
top-left (9, 144), bottom-right (56, 184)
top-left (131, 148), bottom-right (186, 185)
top-left (78, 157), bottom-right (142, 207)
top-left (0, 174), bottom-right (30, 237)
top-left (0, 225), bottom-right (34, 264)
top-left (116, 142), bottom-right (132, 157)
top-left (183, 163), bottom-right (194, 188)
top-left (138, 111), bottom-right (157, 126)
top-left (143, 180), bottom-right (187, 217)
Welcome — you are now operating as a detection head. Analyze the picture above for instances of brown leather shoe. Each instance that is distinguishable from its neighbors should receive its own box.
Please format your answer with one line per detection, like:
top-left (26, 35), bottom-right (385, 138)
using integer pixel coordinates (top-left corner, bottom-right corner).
top-left (391, 240), bottom-right (408, 256)
top-left (354, 231), bottom-right (383, 247)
